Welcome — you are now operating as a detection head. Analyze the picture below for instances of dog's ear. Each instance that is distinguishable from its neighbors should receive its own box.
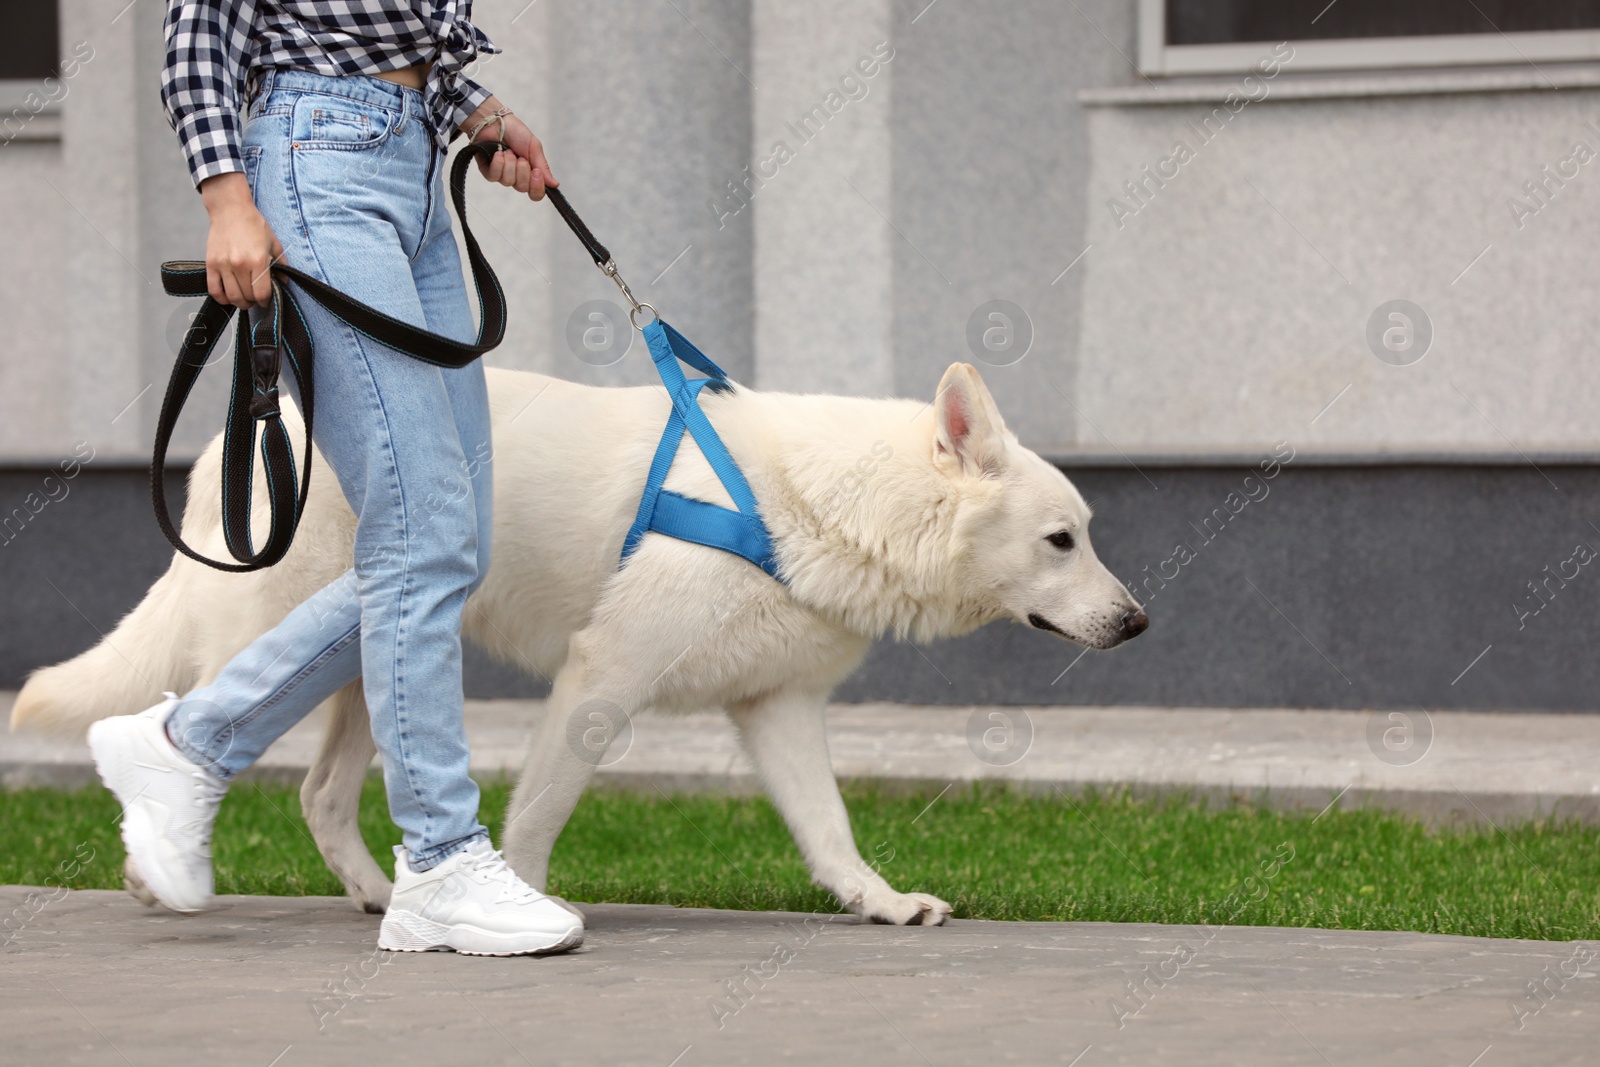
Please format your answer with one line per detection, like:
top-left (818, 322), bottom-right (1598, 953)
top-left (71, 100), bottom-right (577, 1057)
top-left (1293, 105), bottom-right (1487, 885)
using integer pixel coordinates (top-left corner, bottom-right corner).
top-left (933, 362), bottom-right (1006, 477)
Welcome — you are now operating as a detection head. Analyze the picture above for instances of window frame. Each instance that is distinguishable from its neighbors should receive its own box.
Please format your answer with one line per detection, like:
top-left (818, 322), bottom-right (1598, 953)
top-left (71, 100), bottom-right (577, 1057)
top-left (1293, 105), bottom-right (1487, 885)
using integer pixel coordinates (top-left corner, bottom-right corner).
top-left (1137, 0), bottom-right (1600, 75)
top-left (0, 0), bottom-right (62, 83)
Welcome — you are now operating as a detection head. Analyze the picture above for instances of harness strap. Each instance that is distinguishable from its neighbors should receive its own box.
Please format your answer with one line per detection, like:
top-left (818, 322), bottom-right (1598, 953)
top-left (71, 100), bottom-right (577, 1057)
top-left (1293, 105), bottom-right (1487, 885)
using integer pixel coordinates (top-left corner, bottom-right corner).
top-left (618, 321), bottom-right (782, 581)
top-left (539, 186), bottom-right (783, 582)
top-left (153, 141), bottom-right (507, 572)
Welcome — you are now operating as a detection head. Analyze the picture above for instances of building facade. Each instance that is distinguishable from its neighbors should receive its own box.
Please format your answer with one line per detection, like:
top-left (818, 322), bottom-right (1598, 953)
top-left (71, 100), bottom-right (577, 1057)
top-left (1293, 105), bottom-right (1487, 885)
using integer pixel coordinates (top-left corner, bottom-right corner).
top-left (3, 0), bottom-right (1598, 710)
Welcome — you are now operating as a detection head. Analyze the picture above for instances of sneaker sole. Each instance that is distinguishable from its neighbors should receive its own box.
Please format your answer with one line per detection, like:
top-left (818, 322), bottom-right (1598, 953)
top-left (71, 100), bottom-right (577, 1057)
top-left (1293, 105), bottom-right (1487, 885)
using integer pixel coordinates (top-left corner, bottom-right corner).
top-left (87, 718), bottom-right (209, 915)
top-left (122, 856), bottom-right (160, 908)
top-left (377, 908), bottom-right (584, 956)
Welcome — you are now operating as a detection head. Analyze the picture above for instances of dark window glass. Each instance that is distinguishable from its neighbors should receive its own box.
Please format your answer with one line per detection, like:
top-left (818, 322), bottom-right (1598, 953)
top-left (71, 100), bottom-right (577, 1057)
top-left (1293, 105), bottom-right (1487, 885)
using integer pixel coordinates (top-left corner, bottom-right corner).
top-left (1167, 0), bottom-right (1600, 45)
top-left (0, 0), bottom-right (62, 81)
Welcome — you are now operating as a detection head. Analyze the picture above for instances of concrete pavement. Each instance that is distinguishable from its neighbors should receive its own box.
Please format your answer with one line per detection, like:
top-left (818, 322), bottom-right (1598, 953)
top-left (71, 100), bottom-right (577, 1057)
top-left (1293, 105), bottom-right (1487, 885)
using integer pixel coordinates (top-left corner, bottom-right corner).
top-left (6, 692), bottom-right (1600, 825)
top-left (2, 887), bottom-right (1592, 1066)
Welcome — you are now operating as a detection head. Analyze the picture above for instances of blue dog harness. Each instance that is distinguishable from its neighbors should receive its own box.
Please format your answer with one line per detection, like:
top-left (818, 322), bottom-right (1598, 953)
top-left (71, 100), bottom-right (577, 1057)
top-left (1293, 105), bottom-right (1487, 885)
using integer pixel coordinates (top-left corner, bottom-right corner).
top-left (527, 185), bottom-right (782, 581)
top-left (620, 319), bottom-right (783, 581)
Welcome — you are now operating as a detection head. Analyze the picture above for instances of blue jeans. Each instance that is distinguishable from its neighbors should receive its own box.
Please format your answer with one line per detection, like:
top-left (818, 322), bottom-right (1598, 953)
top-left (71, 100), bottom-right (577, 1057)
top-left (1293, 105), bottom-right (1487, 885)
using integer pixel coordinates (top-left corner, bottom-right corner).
top-left (167, 70), bottom-right (490, 871)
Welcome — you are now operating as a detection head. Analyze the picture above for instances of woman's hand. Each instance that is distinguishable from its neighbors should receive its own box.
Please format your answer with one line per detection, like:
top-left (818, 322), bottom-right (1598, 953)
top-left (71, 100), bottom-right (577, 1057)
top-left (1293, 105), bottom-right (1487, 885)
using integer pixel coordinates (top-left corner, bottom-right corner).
top-left (463, 96), bottom-right (557, 201)
top-left (199, 172), bottom-right (284, 309)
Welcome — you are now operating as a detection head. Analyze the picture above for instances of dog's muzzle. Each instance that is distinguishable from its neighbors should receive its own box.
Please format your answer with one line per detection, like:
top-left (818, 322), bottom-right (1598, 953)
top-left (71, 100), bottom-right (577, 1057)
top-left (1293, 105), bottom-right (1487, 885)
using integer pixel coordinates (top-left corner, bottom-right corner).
top-left (1027, 608), bottom-right (1149, 646)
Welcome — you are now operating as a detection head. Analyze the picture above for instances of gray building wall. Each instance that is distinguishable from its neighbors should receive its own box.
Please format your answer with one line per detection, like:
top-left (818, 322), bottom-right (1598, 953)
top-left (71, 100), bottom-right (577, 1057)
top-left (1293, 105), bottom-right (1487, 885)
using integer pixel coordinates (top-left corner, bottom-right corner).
top-left (1, 1), bottom-right (1596, 711)
top-left (1077, 67), bottom-right (1600, 456)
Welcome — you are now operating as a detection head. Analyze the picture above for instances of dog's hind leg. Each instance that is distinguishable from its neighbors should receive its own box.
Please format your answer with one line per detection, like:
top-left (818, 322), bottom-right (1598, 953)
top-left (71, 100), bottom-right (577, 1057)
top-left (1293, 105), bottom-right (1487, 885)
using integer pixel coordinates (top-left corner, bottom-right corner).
top-left (728, 687), bottom-right (952, 927)
top-left (301, 681), bottom-right (392, 913)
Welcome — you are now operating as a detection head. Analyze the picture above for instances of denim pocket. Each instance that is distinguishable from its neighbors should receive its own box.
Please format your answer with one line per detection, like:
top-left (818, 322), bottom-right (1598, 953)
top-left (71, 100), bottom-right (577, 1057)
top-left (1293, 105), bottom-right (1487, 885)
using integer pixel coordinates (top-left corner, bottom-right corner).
top-left (300, 99), bottom-right (395, 150)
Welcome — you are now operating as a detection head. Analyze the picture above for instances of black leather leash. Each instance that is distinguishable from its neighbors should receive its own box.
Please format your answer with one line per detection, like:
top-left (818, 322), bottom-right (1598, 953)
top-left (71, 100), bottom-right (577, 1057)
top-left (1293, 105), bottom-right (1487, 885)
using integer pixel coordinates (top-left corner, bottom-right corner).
top-left (156, 139), bottom-right (631, 572)
top-left (544, 185), bottom-right (610, 268)
top-left (155, 140), bottom-right (512, 572)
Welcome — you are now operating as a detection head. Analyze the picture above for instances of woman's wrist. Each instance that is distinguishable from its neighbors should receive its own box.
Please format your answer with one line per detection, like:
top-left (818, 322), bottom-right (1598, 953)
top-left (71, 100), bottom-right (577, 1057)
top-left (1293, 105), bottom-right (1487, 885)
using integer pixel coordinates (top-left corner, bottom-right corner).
top-left (200, 171), bottom-right (255, 219)
top-left (461, 97), bottom-right (510, 142)
top-left (461, 97), bottom-right (557, 198)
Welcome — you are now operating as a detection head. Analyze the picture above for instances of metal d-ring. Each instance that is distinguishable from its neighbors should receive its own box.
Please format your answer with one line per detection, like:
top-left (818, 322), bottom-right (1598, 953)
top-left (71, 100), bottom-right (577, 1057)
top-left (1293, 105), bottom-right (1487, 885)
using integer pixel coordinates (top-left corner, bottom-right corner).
top-left (629, 302), bottom-right (658, 330)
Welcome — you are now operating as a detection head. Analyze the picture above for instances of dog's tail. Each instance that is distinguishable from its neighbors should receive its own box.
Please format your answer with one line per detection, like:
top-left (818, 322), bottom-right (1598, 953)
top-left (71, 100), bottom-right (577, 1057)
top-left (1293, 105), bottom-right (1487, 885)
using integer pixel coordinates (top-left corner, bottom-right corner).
top-left (10, 559), bottom-right (194, 736)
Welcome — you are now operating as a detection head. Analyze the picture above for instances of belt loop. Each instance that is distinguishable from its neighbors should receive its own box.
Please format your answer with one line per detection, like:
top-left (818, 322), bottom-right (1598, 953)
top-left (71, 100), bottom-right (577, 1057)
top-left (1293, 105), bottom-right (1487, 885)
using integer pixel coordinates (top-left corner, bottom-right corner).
top-left (248, 68), bottom-right (276, 114)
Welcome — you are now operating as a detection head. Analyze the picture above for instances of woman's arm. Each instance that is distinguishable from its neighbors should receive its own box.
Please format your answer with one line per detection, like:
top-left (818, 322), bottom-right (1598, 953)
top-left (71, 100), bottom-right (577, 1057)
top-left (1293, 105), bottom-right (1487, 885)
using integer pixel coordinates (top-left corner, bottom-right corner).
top-left (200, 173), bottom-right (284, 309)
top-left (458, 92), bottom-right (559, 202)
top-left (164, 0), bottom-right (280, 308)
top-left (439, 62), bottom-right (556, 200)
top-left (162, 0), bottom-right (254, 188)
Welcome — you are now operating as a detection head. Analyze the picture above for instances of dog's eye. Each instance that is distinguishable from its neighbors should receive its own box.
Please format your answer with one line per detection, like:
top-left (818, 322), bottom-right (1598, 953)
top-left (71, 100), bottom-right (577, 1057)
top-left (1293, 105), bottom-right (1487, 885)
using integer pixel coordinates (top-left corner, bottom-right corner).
top-left (1046, 530), bottom-right (1075, 551)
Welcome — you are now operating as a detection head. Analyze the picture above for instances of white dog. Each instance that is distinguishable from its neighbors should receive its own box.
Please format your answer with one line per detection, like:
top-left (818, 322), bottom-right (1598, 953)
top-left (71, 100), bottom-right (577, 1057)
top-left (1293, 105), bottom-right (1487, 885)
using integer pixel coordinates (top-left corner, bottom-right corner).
top-left (13, 360), bottom-right (1146, 926)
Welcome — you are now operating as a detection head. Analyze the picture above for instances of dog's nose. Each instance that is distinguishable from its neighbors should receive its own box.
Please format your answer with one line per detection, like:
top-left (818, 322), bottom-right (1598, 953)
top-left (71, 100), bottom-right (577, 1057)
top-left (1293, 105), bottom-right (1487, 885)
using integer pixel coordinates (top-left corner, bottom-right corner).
top-left (1120, 608), bottom-right (1149, 640)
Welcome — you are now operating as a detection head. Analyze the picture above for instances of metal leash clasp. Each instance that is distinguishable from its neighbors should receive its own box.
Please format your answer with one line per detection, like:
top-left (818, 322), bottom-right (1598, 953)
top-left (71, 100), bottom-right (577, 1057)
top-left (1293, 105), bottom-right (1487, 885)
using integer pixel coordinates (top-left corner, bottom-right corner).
top-left (600, 257), bottom-right (657, 331)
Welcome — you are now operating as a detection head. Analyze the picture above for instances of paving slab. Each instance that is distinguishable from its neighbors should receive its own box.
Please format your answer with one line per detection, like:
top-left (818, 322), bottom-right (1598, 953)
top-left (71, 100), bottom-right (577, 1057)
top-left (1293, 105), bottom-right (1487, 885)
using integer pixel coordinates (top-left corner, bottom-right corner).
top-left (1, 888), bottom-right (1593, 1067)
top-left (7, 692), bottom-right (1600, 825)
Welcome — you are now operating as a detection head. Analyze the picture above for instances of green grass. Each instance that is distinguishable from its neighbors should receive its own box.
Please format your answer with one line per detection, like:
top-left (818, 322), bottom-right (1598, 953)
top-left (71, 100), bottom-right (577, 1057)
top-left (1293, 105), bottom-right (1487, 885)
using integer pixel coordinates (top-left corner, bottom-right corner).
top-left (5, 779), bottom-right (1598, 941)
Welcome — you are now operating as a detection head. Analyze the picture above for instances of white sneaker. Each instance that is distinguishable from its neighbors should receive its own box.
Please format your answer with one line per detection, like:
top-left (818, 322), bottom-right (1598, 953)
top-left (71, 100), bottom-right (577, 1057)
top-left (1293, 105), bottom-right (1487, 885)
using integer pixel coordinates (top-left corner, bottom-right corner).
top-left (378, 839), bottom-right (584, 956)
top-left (87, 695), bottom-right (227, 914)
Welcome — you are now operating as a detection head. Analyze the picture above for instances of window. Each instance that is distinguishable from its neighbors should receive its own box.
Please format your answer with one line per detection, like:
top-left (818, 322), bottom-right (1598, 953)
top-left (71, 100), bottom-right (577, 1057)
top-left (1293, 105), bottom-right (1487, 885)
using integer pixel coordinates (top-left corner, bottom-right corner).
top-left (1139, 0), bottom-right (1600, 74)
top-left (0, 0), bottom-right (61, 81)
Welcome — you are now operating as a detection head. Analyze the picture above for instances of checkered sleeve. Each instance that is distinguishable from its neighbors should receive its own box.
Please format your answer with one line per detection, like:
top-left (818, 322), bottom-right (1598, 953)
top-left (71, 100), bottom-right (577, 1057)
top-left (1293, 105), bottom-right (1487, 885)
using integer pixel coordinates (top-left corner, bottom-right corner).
top-left (431, 11), bottom-right (500, 143)
top-left (440, 73), bottom-right (495, 141)
top-left (161, 0), bottom-right (257, 188)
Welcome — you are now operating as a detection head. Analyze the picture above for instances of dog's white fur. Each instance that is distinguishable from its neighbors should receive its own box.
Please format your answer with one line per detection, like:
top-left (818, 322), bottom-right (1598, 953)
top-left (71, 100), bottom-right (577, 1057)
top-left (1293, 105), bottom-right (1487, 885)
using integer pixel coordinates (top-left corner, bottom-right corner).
top-left (12, 361), bottom-right (1143, 925)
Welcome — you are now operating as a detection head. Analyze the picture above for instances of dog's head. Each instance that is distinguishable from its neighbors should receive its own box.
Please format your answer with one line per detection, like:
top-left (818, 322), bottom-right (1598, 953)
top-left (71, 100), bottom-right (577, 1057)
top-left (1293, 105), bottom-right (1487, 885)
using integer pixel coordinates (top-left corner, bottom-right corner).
top-left (932, 362), bottom-right (1147, 650)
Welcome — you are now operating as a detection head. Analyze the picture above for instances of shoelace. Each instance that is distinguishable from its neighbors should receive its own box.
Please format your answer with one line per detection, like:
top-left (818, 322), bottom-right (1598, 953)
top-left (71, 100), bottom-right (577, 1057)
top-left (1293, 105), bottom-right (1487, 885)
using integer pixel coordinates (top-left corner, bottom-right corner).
top-left (462, 847), bottom-right (543, 905)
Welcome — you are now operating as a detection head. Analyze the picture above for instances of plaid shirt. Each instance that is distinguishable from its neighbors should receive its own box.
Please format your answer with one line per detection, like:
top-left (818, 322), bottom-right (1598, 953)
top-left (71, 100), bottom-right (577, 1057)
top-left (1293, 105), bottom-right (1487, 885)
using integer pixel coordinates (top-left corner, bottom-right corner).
top-left (162, 0), bottom-right (498, 187)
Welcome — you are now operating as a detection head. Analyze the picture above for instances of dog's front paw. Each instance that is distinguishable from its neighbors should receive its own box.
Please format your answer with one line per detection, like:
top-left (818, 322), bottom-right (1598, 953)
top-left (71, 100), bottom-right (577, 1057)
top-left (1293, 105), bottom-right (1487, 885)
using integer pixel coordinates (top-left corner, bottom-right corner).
top-left (331, 864), bottom-right (392, 913)
top-left (349, 880), bottom-right (392, 915)
top-left (860, 889), bottom-right (952, 926)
